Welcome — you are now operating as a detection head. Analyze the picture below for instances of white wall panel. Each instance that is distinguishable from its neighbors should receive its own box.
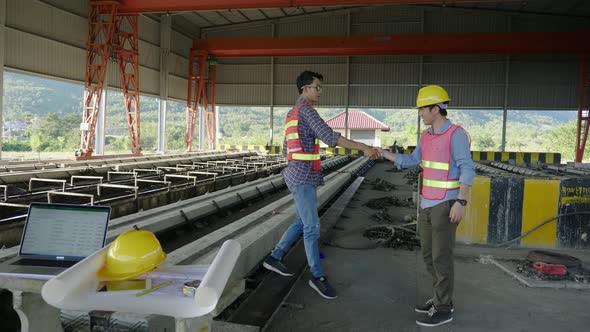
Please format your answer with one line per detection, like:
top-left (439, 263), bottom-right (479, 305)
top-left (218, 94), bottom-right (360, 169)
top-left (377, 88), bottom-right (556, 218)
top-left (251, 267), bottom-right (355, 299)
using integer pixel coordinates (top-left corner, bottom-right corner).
top-left (7, 0), bottom-right (87, 48)
top-left (169, 53), bottom-right (189, 78)
top-left (204, 25), bottom-right (271, 39)
top-left (138, 16), bottom-right (160, 45)
top-left (216, 64), bottom-right (270, 84)
top-left (216, 84), bottom-right (269, 105)
top-left (171, 31), bottom-right (192, 57)
top-left (351, 63), bottom-right (420, 84)
top-left (350, 86), bottom-right (416, 108)
top-left (168, 75), bottom-right (188, 101)
top-left (5, 29), bottom-right (86, 81)
top-left (275, 63), bottom-right (347, 84)
top-left (424, 7), bottom-right (508, 33)
top-left (276, 14), bottom-right (347, 37)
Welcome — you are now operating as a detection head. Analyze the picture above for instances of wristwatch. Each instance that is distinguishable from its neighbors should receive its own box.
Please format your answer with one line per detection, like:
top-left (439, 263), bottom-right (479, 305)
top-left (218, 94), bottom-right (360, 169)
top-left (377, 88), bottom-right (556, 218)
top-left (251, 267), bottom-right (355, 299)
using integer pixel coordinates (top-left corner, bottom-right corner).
top-left (455, 199), bottom-right (468, 206)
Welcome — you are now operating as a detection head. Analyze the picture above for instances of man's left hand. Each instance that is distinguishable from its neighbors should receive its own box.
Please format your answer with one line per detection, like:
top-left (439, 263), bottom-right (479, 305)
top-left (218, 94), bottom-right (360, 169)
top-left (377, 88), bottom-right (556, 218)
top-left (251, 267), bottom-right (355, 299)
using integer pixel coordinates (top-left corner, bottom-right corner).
top-left (449, 202), bottom-right (464, 224)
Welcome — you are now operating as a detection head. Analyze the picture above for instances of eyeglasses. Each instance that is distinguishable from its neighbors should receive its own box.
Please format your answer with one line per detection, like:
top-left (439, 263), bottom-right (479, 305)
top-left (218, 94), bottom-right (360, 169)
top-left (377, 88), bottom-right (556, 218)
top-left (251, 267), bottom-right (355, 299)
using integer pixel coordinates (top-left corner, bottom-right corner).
top-left (304, 85), bottom-right (323, 92)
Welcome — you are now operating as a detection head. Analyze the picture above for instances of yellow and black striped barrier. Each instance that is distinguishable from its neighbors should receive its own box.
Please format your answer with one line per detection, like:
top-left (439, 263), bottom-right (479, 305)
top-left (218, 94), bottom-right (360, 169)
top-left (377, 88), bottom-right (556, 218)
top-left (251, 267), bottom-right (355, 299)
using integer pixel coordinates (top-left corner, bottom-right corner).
top-left (458, 176), bottom-right (589, 248)
top-left (404, 147), bottom-right (560, 165)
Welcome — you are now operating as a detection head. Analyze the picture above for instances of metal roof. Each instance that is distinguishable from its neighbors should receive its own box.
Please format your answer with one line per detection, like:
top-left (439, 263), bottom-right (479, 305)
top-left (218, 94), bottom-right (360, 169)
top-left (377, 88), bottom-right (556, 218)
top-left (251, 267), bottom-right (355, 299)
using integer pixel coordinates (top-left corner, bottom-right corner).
top-left (326, 111), bottom-right (390, 130)
top-left (165, 1), bottom-right (590, 37)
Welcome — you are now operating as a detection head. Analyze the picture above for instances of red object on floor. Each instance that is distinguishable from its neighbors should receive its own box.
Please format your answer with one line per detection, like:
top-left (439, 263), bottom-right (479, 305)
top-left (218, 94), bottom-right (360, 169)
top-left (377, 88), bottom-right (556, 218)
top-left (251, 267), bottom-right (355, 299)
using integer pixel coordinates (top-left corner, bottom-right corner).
top-left (532, 262), bottom-right (567, 276)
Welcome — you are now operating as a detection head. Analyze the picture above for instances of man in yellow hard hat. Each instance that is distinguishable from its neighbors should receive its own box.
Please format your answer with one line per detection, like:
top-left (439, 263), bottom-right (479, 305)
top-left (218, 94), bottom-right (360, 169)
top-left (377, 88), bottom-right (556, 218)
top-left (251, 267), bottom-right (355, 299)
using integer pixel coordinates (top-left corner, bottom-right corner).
top-left (380, 85), bottom-right (475, 327)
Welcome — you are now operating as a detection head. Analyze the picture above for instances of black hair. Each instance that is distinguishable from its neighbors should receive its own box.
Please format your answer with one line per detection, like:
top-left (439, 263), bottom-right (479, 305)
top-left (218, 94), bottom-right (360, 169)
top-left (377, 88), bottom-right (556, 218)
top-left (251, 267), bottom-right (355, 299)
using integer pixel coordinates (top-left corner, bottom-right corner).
top-left (296, 71), bottom-right (323, 94)
top-left (428, 103), bottom-right (448, 116)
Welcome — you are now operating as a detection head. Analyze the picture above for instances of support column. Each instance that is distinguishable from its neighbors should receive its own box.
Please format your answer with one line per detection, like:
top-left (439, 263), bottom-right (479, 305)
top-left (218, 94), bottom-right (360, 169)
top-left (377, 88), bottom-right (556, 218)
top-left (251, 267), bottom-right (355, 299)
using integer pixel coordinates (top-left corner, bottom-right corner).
top-left (94, 88), bottom-right (107, 155)
top-left (158, 14), bottom-right (171, 153)
top-left (269, 23), bottom-right (275, 146)
top-left (501, 55), bottom-right (510, 151)
top-left (575, 54), bottom-right (589, 162)
top-left (416, 8), bottom-right (425, 145)
top-left (0, 0), bottom-right (5, 160)
top-left (344, 11), bottom-right (351, 139)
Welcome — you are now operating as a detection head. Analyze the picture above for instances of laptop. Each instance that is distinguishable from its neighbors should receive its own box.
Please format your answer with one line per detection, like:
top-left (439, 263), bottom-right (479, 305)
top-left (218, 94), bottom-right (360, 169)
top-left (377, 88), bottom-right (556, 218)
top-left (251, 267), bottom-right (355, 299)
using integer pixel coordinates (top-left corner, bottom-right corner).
top-left (0, 202), bottom-right (110, 276)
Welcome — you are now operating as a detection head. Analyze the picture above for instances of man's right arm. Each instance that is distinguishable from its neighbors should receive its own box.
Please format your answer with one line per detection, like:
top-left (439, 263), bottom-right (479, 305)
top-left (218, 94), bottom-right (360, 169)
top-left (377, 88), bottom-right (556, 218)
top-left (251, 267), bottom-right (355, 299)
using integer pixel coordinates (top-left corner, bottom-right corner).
top-left (380, 142), bottom-right (422, 169)
top-left (336, 136), bottom-right (380, 159)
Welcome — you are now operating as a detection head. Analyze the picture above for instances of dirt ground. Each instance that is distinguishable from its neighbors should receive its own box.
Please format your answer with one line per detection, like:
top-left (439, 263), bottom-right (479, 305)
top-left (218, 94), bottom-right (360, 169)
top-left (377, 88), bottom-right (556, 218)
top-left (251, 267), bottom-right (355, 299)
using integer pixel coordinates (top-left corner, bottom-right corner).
top-left (266, 161), bottom-right (590, 332)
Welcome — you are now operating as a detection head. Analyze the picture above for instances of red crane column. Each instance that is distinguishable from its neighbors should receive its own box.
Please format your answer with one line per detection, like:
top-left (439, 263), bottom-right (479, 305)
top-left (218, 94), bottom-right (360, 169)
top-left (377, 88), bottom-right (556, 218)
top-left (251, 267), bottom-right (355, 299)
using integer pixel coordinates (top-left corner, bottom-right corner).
top-left (207, 62), bottom-right (217, 149)
top-left (78, 1), bottom-right (119, 159)
top-left (185, 51), bottom-right (207, 151)
top-left (113, 14), bottom-right (142, 155)
top-left (185, 51), bottom-right (217, 151)
top-left (576, 54), bottom-right (590, 162)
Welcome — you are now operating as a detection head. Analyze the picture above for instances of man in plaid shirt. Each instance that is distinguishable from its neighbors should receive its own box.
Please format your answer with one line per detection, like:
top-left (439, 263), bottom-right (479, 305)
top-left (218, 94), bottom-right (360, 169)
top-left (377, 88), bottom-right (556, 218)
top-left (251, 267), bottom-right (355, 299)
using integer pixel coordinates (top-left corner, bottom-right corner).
top-left (263, 71), bottom-right (380, 299)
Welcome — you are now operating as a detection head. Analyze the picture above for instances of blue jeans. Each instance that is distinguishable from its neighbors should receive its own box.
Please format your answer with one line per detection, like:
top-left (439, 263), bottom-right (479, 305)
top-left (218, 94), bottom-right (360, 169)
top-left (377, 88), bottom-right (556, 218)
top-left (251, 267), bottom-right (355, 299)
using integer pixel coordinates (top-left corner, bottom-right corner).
top-left (271, 183), bottom-right (324, 278)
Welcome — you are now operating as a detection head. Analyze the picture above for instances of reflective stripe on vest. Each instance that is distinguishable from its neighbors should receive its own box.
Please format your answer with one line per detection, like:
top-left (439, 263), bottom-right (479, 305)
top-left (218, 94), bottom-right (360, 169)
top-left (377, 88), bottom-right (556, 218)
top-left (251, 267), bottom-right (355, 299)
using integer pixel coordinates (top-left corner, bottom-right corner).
top-left (285, 105), bottom-right (321, 171)
top-left (420, 124), bottom-right (464, 200)
top-left (422, 160), bottom-right (449, 171)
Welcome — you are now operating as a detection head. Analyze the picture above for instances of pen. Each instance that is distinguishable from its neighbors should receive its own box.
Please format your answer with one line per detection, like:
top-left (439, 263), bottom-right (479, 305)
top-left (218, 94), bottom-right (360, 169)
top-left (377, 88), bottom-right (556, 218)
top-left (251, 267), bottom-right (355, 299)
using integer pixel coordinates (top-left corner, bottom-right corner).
top-left (135, 280), bottom-right (173, 297)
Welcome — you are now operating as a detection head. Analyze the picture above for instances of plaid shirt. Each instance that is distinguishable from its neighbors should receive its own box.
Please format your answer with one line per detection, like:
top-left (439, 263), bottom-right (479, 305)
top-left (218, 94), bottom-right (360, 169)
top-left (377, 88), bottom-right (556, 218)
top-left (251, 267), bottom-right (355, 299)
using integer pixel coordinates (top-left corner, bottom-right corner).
top-left (282, 97), bottom-right (341, 186)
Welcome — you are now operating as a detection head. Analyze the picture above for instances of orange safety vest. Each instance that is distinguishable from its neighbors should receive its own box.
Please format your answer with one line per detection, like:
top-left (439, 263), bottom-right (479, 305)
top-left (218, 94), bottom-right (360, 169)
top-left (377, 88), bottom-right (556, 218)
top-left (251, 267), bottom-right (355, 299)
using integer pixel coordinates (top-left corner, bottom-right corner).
top-left (420, 124), bottom-right (464, 200)
top-left (284, 104), bottom-right (321, 171)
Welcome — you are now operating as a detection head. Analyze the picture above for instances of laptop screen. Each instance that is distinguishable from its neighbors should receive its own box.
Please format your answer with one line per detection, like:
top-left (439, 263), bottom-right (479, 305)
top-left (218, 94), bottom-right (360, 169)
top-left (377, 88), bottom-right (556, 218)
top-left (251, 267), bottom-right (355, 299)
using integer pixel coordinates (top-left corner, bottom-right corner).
top-left (19, 203), bottom-right (111, 260)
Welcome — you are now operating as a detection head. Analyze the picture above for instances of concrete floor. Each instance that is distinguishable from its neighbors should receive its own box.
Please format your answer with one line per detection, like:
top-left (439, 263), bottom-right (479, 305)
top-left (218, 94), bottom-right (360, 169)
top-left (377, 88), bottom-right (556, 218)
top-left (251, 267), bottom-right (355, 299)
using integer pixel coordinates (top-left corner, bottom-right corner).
top-left (266, 161), bottom-right (590, 332)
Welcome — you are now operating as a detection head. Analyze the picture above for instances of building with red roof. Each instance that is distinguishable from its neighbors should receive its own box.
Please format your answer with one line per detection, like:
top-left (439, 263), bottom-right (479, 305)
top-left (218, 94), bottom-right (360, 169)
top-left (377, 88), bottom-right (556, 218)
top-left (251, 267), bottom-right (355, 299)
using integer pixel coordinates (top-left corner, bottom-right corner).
top-left (325, 111), bottom-right (390, 147)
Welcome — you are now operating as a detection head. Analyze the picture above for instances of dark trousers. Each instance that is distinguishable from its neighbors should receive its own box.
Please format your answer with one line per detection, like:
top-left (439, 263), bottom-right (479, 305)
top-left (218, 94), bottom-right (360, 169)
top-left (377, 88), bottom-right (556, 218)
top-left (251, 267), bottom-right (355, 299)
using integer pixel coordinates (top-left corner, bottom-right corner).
top-left (418, 200), bottom-right (457, 312)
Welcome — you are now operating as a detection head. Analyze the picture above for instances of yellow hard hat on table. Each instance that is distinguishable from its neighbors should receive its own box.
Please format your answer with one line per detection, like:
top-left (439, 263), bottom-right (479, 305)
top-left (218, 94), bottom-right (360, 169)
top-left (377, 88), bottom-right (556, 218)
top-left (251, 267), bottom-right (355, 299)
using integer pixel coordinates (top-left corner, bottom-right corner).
top-left (97, 229), bottom-right (166, 281)
top-left (415, 85), bottom-right (451, 108)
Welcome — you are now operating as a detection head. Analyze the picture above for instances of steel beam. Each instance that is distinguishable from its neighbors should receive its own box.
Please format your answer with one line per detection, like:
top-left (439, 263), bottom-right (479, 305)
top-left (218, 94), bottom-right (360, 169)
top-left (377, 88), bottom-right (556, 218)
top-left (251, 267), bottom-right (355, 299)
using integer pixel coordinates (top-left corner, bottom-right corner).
top-left (575, 54), bottom-right (590, 162)
top-left (193, 32), bottom-right (590, 57)
top-left (118, 0), bottom-right (520, 14)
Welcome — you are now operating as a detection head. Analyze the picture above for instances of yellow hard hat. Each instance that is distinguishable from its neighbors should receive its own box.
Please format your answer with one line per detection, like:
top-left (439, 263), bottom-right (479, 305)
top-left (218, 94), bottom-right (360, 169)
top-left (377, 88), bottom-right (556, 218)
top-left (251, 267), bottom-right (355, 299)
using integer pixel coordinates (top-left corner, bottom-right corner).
top-left (415, 85), bottom-right (450, 108)
top-left (97, 230), bottom-right (166, 281)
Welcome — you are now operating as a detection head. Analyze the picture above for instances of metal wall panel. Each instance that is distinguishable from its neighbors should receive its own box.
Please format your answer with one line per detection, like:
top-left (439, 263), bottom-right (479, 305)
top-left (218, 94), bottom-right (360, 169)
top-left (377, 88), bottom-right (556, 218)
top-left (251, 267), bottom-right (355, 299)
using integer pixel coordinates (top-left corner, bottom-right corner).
top-left (168, 75), bottom-right (189, 101)
top-left (216, 84), bottom-right (270, 105)
top-left (274, 63), bottom-right (347, 84)
top-left (424, 7), bottom-right (508, 33)
top-left (350, 86), bottom-right (416, 108)
top-left (7, 0), bottom-right (87, 49)
top-left (351, 6), bottom-right (422, 34)
top-left (275, 56), bottom-right (346, 65)
top-left (203, 25), bottom-right (271, 39)
top-left (139, 40), bottom-right (161, 70)
top-left (274, 85), bottom-right (346, 106)
top-left (138, 16), bottom-right (160, 45)
top-left (171, 31), bottom-right (192, 57)
top-left (442, 85), bottom-right (505, 108)
top-left (169, 53), bottom-right (189, 78)
top-left (350, 63), bottom-right (420, 84)
top-left (276, 14), bottom-right (347, 37)
top-left (216, 64), bottom-right (270, 84)
top-left (5, 29), bottom-right (86, 82)
top-left (508, 85), bottom-right (578, 109)
top-left (512, 16), bottom-right (590, 32)
top-left (423, 62), bottom-right (505, 84)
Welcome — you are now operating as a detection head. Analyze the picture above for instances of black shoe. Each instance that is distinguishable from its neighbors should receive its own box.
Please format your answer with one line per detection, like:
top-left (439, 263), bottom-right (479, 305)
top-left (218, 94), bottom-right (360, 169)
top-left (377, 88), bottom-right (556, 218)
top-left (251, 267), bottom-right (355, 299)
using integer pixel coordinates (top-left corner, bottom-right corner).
top-left (416, 306), bottom-right (453, 327)
top-left (415, 298), bottom-right (454, 313)
top-left (309, 276), bottom-right (338, 299)
top-left (262, 256), bottom-right (293, 276)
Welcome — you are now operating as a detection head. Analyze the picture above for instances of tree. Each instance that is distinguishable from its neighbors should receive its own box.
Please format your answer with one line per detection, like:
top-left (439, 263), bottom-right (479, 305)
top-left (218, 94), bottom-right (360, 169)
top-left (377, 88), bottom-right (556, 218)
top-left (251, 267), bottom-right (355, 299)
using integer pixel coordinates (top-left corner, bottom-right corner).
top-left (548, 120), bottom-right (590, 161)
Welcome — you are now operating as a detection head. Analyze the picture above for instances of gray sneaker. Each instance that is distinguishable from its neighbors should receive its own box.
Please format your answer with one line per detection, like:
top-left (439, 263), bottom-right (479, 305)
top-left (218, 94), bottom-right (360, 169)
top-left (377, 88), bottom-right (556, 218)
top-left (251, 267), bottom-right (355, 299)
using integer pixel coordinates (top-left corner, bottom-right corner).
top-left (262, 256), bottom-right (293, 277)
top-left (415, 298), bottom-right (454, 313)
top-left (309, 276), bottom-right (338, 299)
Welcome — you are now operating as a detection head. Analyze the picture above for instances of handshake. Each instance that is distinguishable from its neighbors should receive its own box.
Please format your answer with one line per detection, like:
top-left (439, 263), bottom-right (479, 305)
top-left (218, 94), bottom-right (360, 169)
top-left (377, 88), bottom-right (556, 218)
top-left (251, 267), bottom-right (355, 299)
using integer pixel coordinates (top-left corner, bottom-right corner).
top-left (362, 146), bottom-right (396, 162)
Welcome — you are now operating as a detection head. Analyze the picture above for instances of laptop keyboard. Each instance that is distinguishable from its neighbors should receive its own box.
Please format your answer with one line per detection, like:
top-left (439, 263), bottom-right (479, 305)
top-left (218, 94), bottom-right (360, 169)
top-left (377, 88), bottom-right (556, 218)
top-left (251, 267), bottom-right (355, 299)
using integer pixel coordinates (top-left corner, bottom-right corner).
top-left (11, 259), bottom-right (78, 268)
